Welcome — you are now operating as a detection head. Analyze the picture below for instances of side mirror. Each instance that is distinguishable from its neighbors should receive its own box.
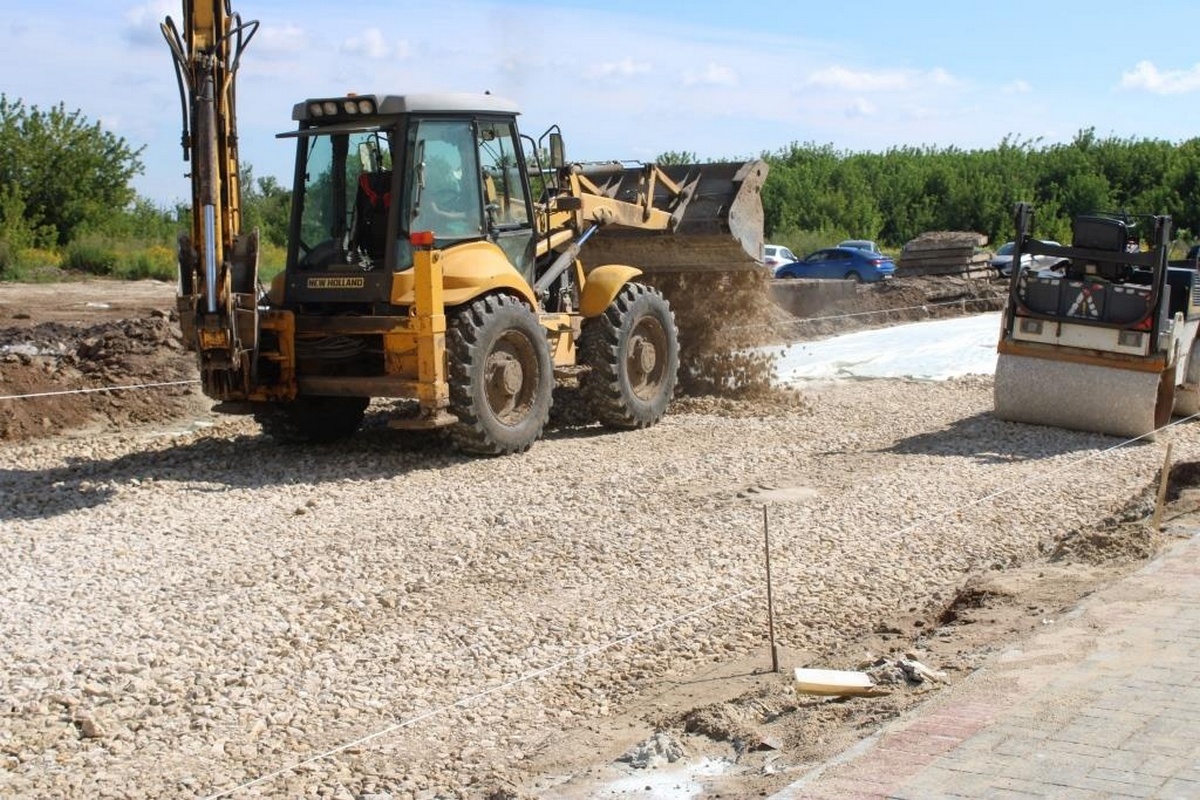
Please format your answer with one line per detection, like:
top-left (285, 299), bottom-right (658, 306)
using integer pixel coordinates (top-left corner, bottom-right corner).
top-left (549, 133), bottom-right (565, 169)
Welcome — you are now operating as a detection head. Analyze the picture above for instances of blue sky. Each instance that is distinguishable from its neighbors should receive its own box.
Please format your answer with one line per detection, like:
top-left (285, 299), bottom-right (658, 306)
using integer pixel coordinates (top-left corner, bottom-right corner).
top-left (6, 0), bottom-right (1200, 206)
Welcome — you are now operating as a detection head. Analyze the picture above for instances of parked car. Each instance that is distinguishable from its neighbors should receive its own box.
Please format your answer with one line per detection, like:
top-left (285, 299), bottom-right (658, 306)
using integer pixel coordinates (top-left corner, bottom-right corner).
top-left (992, 240), bottom-right (1067, 277)
top-left (837, 239), bottom-right (879, 253)
top-left (774, 247), bottom-right (896, 282)
top-left (763, 243), bottom-right (798, 271)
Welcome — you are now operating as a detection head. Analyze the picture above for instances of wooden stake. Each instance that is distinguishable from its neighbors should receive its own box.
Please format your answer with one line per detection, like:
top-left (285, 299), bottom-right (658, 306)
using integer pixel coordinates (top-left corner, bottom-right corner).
top-left (764, 506), bottom-right (780, 673)
top-left (1152, 442), bottom-right (1173, 531)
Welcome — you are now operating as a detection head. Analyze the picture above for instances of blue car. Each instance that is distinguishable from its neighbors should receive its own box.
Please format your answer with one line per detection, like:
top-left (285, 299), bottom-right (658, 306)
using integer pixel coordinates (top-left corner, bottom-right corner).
top-left (774, 247), bottom-right (896, 282)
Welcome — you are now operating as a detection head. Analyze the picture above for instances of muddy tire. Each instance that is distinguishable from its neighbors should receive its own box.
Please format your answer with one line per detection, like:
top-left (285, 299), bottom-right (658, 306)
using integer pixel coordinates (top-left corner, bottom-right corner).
top-left (254, 396), bottom-right (369, 443)
top-left (447, 294), bottom-right (553, 455)
top-left (579, 283), bottom-right (678, 429)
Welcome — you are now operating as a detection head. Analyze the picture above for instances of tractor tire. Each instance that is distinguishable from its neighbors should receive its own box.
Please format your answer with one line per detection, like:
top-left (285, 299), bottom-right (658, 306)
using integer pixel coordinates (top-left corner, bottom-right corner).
top-left (579, 282), bottom-right (678, 429)
top-left (447, 294), bottom-right (553, 455)
top-left (254, 395), bottom-right (369, 443)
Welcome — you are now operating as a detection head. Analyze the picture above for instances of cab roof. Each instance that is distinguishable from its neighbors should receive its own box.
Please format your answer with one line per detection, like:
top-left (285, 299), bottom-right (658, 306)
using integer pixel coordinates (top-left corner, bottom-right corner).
top-left (292, 92), bottom-right (520, 122)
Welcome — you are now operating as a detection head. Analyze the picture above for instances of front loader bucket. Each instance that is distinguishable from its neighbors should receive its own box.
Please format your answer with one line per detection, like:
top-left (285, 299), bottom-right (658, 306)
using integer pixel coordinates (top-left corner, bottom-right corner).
top-left (994, 353), bottom-right (1172, 440)
top-left (580, 160), bottom-right (768, 274)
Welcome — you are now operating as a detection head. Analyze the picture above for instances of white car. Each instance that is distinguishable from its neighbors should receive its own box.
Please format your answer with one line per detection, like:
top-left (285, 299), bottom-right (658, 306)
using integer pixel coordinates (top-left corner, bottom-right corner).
top-left (763, 244), bottom-right (798, 271)
top-left (992, 240), bottom-right (1067, 277)
top-left (837, 239), bottom-right (879, 253)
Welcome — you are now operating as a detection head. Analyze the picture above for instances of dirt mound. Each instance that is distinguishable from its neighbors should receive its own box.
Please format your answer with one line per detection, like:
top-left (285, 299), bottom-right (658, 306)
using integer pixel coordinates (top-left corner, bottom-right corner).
top-left (0, 316), bottom-right (202, 441)
top-left (784, 275), bottom-right (1006, 340)
top-left (1050, 493), bottom-right (1159, 564)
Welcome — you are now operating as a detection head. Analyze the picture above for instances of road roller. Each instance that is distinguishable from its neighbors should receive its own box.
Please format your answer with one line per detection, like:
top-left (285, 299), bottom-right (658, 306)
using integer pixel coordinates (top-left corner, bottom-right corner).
top-left (995, 203), bottom-right (1200, 439)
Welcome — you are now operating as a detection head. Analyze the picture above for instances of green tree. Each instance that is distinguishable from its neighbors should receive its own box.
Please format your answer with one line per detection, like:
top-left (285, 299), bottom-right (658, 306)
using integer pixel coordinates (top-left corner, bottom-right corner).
top-left (655, 150), bottom-right (698, 165)
top-left (240, 168), bottom-right (291, 247)
top-left (0, 95), bottom-right (144, 246)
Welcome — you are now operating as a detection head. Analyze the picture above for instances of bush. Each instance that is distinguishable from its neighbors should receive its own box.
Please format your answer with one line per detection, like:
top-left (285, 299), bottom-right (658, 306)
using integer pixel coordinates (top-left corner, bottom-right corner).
top-left (0, 246), bottom-right (65, 282)
top-left (116, 244), bottom-right (175, 281)
top-left (64, 237), bottom-right (120, 275)
top-left (259, 241), bottom-right (287, 284)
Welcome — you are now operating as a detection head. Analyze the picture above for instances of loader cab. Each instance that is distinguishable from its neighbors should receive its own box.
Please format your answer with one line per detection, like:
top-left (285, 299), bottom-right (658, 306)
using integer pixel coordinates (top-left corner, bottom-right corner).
top-left (280, 93), bottom-right (536, 300)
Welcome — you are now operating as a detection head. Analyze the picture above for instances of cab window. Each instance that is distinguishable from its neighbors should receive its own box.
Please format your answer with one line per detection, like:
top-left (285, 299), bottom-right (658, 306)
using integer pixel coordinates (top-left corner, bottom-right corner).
top-left (477, 121), bottom-right (530, 229)
top-left (409, 119), bottom-right (484, 240)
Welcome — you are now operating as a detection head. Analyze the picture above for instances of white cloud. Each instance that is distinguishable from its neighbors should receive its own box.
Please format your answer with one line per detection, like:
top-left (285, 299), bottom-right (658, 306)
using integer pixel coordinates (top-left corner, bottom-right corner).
top-left (257, 23), bottom-right (307, 54)
top-left (845, 97), bottom-right (877, 117)
top-left (805, 66), bottom-right (912, 92)
top-left (124, 1), bottom-right (173, 28)
top-left (123, 1), bottom-right (174, 46)
top-left (803, 65), bottom-right (959, 93)
top-left (683, 63), bottom-right (738, 88)
top-left (1118, 60), bottom-right (1200, 94)
top-left (341, 28), bottom-right (407, 60)
top-left (585, 58), bottom-right (651, 81)
top-left (1003, 79), bottom-right (1032, 94)
top-left (927, 68), bottom-right (959, 88)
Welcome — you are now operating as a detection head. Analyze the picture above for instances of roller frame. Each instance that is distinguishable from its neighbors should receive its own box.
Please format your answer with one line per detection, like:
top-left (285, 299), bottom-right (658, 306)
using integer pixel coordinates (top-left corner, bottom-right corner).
top-left (995, 203), bottom-right (1200, 439)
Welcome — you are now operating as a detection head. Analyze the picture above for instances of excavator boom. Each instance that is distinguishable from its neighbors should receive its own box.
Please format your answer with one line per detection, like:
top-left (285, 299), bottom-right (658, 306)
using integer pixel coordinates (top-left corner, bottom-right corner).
top-left (162, 0), bottom-right (260, 398)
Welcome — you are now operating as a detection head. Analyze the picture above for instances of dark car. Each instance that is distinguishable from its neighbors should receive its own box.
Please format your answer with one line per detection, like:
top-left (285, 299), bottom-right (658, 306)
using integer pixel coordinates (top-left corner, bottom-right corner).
top-left (775, 247), bottom-right (896, 282)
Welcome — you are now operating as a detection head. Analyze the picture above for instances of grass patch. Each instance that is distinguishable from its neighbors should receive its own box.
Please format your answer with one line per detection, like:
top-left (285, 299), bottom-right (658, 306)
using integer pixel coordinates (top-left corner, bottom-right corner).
top-left (2, 238), bottom-right (291, 288)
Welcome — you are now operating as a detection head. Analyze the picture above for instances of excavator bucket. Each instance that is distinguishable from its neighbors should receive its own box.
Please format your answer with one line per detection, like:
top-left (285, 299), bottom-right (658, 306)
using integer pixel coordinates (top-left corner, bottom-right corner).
top-left (576, 160), bottom-right (769, 273)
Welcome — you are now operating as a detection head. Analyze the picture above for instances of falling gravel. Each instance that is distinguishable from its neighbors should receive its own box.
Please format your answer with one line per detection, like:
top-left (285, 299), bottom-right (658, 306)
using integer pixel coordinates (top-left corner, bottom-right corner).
top-left (1, 373), bottom-right (1191, 799)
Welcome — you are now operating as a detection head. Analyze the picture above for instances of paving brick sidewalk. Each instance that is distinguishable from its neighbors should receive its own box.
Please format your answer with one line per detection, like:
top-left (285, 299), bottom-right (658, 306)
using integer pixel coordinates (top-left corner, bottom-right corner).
top-left (774, 527), bottom-right (1200, 799)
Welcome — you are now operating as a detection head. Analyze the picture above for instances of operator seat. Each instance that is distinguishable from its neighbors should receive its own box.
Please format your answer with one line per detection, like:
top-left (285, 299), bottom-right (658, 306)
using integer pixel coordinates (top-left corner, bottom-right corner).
top-left (1070, 215), bottom-right (1132, 283)
top-left (351, 171), bottom-right (392, 264)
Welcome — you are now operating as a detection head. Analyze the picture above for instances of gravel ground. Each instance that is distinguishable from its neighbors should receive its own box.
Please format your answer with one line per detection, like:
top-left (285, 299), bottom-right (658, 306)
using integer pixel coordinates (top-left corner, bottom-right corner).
top-left (0, 375), bottom-right (1190, 799)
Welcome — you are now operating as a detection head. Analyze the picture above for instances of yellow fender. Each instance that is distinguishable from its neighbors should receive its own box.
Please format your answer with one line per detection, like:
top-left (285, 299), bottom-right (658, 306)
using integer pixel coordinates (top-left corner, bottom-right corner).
top-left (391, 240), bottom-right (538, 308)
top-left (580, 264), bottom-right (642, 318)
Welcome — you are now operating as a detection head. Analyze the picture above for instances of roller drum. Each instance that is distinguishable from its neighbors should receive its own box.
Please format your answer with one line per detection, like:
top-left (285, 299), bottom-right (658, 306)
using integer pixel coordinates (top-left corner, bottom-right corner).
top-left (993, 353), bottom-right (1171, 440)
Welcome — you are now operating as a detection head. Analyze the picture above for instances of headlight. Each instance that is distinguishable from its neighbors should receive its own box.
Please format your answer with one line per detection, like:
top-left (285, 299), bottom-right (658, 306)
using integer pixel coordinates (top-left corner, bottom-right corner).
top-left (343, 100), bottom-right (358, 115)
top-left (309, 102), bottom-right (324, 117)
top-left (357, 99), bottom-right (375, 114)
top-left (322, 101), bottom-right (338, 116)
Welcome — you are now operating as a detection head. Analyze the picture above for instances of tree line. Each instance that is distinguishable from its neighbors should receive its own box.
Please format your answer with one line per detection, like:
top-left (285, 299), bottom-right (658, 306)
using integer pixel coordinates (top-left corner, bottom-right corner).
top-left (0, 95), bottom-right (289, 280)
top-left (3, 93), bottom-right (1199, 279)
top-left (762, 130), bottom-right (1200, 255)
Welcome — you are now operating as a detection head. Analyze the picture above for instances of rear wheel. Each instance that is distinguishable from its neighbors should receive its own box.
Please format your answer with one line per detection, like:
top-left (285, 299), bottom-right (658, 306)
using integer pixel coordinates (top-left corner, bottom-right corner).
top-left (844, 271), bottom-right (863, 282)
top-left (254, 395), bottom-right (369, 443)
top-left (447, 294), bottom-right (553, 455)
top-left (579, 282), bottom-right (678, 429)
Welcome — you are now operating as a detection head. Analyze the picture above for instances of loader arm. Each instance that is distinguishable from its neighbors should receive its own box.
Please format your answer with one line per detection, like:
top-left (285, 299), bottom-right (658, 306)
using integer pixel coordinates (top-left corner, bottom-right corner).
top-left (162, 0), bottom-right (261, 400)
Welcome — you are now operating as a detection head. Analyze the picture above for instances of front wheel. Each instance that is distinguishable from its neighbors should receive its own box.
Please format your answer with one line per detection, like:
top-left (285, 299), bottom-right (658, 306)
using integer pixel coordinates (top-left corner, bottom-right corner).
top-left (579, 282), bottom-right (679, 429)
top-left (447, 294), bottom-right (553, 455)
top-left (844, 271), bottom-right (863, 282)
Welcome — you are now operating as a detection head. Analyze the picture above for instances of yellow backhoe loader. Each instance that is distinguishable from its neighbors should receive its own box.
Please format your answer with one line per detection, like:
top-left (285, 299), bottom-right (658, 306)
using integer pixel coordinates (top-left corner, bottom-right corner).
top-left (995, 202), bottom-right (1200, 439)
top-left (162, 2), bottom-right (767, 454)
